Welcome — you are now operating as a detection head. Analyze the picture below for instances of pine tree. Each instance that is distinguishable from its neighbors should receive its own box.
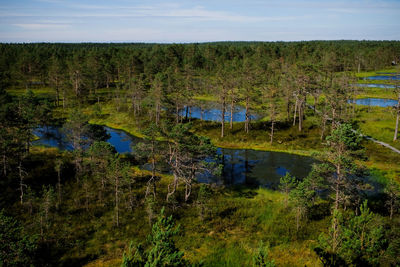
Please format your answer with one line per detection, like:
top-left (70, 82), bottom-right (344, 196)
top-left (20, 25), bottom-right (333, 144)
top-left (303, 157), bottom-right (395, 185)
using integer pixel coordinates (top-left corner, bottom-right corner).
top-left (340, 201), bottom-right (386, 265)
top-left (253, 241), bottom-right (275, 267)
top-left (316, 201), bottom-right (386, 266)
top-left (121, 208), bottom-right (185, 267)
top-left (0, 210), bottom-right (38, 266)
top-left (279, 173), bottom-right (296, 208)
top-left (384, 178), bottom-right (400, 220)
top-left (289, 180), bottom-right (314, 232)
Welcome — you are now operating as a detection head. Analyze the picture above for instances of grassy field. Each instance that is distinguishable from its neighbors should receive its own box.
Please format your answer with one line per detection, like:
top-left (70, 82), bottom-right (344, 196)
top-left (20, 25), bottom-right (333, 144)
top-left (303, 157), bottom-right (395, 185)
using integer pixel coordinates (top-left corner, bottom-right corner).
top-left (355, 68), bottom-right (398, 78)
top-left (21, 146), bottom-right (327, 267)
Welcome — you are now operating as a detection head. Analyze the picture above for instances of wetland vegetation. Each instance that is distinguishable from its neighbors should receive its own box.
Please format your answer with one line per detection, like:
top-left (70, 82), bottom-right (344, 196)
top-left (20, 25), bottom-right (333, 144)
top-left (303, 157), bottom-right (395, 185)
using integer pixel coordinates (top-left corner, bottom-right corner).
top-left (1, 41), bottom-right (400, 266)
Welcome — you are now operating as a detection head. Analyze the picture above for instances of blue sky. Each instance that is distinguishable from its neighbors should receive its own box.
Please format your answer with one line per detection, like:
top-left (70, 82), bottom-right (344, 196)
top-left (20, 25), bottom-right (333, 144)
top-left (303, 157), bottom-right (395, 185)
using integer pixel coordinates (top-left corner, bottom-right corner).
top-left (0, 0), bottom-right (399, 42)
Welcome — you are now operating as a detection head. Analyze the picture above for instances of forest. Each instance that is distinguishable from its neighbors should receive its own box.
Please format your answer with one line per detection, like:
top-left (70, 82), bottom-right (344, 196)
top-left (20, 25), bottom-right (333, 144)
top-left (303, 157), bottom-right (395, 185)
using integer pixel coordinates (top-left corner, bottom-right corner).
top-left (0, 40), bottom-right (400, 266)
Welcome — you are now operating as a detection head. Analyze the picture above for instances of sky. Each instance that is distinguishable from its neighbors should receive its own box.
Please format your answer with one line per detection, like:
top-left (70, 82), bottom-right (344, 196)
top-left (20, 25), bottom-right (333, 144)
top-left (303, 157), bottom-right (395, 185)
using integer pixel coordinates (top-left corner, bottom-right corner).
top-left (0, 0), bottom-right (399, 43)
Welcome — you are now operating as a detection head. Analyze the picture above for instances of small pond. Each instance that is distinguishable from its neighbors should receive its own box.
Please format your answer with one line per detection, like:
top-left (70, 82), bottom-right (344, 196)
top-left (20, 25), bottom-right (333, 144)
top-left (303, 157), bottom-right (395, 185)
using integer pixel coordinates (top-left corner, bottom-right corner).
top-left (362, 75), bottom-right (400, 81)
top-left (355, 83), bottom-right (395, 89)
top-left (198, 148), bottom-right (316, 188)
top-left (33, 126), bottom-right (315, 188)
top-left (348, 98), bottom-right (398, 107)
top-left (33, 126), bottom-right (141, 153)
top-left (178, 101), bottom-right (259, 122)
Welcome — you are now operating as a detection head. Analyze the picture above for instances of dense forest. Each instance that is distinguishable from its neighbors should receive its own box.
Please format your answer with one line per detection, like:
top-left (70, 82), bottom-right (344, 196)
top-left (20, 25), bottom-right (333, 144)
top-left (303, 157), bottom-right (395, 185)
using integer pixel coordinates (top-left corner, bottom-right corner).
top-left (1, 41), bottom-right (400, 266)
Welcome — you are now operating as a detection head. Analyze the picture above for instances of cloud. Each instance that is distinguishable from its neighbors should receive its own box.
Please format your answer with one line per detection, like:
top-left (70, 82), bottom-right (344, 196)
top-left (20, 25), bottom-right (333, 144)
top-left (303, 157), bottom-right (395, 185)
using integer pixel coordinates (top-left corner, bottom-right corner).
top-left (13, 23), bottom-right (70, 30)
top-left (0, 2), bottom-right (301, 23)
top-left (1, 0), bottom-right (399, 42)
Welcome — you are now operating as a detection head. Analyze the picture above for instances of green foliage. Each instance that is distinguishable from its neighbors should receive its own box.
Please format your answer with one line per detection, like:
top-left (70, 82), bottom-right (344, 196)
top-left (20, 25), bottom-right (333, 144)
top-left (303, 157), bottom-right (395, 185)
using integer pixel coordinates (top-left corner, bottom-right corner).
top-left (323, 123), bottom-right (366, 210)
top-left (326, 123), bottom-right (363, 155)
top-left (2, 42), bottom-right (400, 266)
top-left (316, 201), bottom-right (386, 266)
top-left (161, 123), bottom-right (218, 201)
top-left (384, 178), bottom-right (400, 219)
top-left (92, 102), bottom-right (102, 118)
top-left (252, 241), bottom-right (275, 267)
top-left (122, 208), bottom-right (185, 267)
top-left (87, 124), bottom-right (111, 142)
top-left (315, 209), bottom-right (346, 266)
top-left (196, 184), bottom-right (212, 220)
top-left (0, 210), bottom-right (38, 267)
top-left (279, 173), bottom-right (297, 207)
top-left (289, 180), bottom-right (314, 231)
top-left (121, 242), bottom-right (146, 267)
top-left (340, 201), bottom-right (386, 265)
top-left (146, 208), bottom-right (185, 266)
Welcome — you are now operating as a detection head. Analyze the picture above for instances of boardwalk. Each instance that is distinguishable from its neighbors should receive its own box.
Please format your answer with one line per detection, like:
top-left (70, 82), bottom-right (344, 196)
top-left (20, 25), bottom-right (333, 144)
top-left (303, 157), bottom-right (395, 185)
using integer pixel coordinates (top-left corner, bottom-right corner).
top-left (306, 104), bottom-right (400, 155)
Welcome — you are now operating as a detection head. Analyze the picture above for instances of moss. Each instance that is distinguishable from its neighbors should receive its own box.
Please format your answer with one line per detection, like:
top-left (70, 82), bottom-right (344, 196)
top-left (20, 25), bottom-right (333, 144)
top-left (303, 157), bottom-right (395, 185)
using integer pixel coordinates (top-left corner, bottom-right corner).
top-left (355, 68), bottom-right (398, 78)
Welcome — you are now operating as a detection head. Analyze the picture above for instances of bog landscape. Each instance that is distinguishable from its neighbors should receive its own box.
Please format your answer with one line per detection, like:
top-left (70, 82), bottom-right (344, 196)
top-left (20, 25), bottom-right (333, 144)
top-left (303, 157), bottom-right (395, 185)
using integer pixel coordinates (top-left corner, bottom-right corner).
top-left (1, 1), bottom-right (400, 267)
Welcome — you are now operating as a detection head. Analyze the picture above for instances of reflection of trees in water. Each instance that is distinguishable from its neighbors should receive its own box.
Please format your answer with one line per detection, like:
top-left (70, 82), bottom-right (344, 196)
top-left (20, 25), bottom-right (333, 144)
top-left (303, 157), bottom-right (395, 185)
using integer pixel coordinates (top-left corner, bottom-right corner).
top-left (34, 126), bottom-right (317, 188)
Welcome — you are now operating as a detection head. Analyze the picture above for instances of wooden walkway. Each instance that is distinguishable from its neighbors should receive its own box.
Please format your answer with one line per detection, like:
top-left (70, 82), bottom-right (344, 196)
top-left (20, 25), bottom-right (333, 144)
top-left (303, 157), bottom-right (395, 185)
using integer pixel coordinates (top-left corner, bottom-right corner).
top-left (306, 104), bottom-right (400, 155)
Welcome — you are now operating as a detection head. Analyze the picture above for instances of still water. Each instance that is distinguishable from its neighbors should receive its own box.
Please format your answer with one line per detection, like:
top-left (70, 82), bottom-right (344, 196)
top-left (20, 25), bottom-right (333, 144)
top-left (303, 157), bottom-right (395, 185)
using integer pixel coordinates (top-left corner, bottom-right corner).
top-left (33, 126), bottom-right (315, 187)
top-left (349, 98), bottom-right (398, 107)
top-left (355, 83), bottom-right (395, 89)
top-left (178, 101), bottom-right (259, 122)
top-left (362, 75), bottom-right (400, 81)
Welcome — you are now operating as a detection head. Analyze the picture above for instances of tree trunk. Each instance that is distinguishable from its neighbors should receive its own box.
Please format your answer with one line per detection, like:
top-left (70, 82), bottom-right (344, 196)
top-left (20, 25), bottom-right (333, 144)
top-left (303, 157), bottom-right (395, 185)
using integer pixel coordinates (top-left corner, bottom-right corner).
top-left (296, 207), bottom-right (300, 232)
top-left (245, 96), bottom-right (250, 133)
top-left (298, 100), bottom-right (303, 132)
top-left (57, 168), bottom-right (61, 206)
top-left (62, 88), bottom-right (66, 109)
top-left (335, 165), bottom-right (341, 210)
top-left (221, 96), bottom-right (226, 138)
top-left (55, 85), bottom-right (60, 107)
top-left (167, 172), bottom-right (179, 201)
top-left (85, 182), bottom-right (89, 211)
top-left (115, 174), bottom-right (119, 227)
top-left (185, 180), bottom-right (192, 202)
top-left (270, 120), bottom-right (275, 144)
top-left (155, 102), bottom-right (160, 126)
top-left (332, 214), bottom-right (339, 253)
top-left (293, 98), bottom-right (298, 126)
top-left (74, 72), bottom-right (79, 97)
top-left (2, 154), bottom-right (6, 176)
top-left (393, 95), bottom-right (400, 141)
top-left (390, 199), bottom-right (393, 220)
top-left (176, 104), bottom-right (179, 124)
top-left (321, 115), bottom-right (327, 140)
top-left (18, 161), bottom-right (24, 204)
top-left (313, 95), bottom-right (317, 113)
top-left (230, 98), bottom-right (234, 129)
top-left (146, 144), bottom-right (157, 198)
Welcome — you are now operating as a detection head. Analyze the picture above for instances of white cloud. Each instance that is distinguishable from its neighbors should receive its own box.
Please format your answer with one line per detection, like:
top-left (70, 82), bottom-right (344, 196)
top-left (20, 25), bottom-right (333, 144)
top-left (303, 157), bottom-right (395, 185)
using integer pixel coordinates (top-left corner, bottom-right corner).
top-left (13, 23), bottom-right (70, 30)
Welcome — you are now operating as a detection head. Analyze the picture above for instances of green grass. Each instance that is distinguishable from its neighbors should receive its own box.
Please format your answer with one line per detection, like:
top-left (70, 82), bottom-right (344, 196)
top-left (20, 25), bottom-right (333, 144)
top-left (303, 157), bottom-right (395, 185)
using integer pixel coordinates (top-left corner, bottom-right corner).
top-left (86, 103), bottom-right (146, 138)
top-left (354, 87), bottom-right (397, 100)
top-left (77, 98), bottom-right (399, 182)
top-left (194, 94), bottom-right (218, 102)
top-left (6, 86), bottom-right (56, 98)
top-left (17, 146), bottom-right (328, 266)
top-left (352, 105), bottom-right (400, 150)
top-left (355, 68), bottom-right (398, 78)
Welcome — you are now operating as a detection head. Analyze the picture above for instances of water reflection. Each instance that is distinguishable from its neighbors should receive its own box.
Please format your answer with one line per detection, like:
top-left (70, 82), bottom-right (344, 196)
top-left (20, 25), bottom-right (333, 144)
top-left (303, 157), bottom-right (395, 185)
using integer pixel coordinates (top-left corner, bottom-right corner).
top-left (362, 75), bottom-right (400, 81)
top-left (179, 102), bottom-right (259, 122)
top-left (355, 83), bottom-right (395, 89)
top-left (348, 98), bottom-right (398, 107)
top-left (33, 126), bottom-right (316, 188)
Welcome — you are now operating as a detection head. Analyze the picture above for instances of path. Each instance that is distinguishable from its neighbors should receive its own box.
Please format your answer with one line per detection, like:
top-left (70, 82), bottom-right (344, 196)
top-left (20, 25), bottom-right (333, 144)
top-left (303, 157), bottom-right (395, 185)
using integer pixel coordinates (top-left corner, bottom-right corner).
top-left (306, 104), bottom-right (400, 155)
